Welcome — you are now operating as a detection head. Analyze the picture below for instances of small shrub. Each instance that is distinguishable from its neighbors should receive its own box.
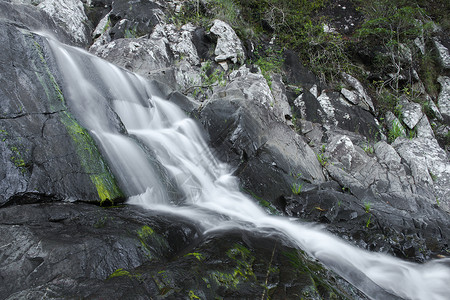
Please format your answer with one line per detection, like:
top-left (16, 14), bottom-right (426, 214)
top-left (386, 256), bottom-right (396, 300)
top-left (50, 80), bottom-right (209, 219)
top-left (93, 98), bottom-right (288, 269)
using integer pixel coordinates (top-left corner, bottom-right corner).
top-left (363, 143), bottom-right (374, 155)
top-left (316, 145), bottom-right (328, 167)
top-left (388, 119), bottom-right (405, 142)
top-left (291, 183), bottom-right (303, 195)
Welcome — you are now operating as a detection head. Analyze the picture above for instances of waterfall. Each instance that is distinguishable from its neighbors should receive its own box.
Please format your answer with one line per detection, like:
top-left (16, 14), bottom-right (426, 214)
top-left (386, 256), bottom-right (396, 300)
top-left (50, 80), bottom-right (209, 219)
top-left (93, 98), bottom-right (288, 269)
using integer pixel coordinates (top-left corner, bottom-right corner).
top-left (47, 37), bottom-right (450, 300)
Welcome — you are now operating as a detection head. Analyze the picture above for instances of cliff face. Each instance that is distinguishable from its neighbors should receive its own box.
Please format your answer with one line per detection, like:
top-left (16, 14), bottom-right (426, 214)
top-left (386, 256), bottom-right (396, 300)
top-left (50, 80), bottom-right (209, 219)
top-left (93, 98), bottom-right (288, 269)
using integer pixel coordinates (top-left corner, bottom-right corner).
top-left (0, 0), bottom-right (449, 298)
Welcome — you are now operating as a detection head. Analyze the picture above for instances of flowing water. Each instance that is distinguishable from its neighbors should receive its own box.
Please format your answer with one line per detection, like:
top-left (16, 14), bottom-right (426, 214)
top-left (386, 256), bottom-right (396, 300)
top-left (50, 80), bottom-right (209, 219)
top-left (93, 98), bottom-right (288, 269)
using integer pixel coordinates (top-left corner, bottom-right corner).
top-left (46, 37), bottom-right (450, 300)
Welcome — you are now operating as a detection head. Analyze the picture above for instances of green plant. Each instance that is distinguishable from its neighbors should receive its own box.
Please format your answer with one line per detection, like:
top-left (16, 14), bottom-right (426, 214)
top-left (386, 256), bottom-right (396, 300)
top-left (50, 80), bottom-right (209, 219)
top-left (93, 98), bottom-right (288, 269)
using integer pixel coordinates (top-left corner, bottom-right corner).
top-left (429, 171), bottom-right (438, 182)
top-left (124, 27), bottom-right (137, 38)
top-left (388, 119), bottom-right (405, 142)
top-left (93, 216), bottom-right (110, 228)
top-left (291, 183), bottom-right (303, 195)
top-left (316, 145), bottom-right (328, 167)
top-left (252, 45), bottom-right (285, 88)
top-left (189, 290), bottom-right (200, 300)
top-left (366, 215), bottom-right (372, 228)
top-left (408, 127), bottom-right (417, 139)
top-left (9, 145), bottom-right (27, 173)
top-left (364, 202), bottom-right (371, 213)
top-left (363, 143), bottom-right (374, 155)
top-left (185, 252), bottom-right (205, 261)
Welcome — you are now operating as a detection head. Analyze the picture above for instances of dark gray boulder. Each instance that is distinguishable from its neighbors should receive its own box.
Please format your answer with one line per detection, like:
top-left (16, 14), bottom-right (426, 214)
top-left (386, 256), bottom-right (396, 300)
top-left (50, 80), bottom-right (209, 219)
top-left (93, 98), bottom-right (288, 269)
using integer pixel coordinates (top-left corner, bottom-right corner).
top-left (0, 9), bottom-right (123, 206)
top-left (0, 202), bottom-right (200, 299)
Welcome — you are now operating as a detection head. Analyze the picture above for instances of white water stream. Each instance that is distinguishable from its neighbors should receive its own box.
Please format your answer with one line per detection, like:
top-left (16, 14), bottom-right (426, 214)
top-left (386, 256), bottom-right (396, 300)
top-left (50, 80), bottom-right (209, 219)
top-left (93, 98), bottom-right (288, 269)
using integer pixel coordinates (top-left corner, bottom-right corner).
top-left (47, 37), bottom-right (450, 300)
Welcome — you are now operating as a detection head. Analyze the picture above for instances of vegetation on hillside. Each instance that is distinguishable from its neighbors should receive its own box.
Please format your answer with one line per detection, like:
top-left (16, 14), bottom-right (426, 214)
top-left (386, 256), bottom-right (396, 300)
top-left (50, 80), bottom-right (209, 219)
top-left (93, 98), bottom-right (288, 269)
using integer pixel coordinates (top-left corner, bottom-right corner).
top-left (170, 0), bottom-right (449, 147)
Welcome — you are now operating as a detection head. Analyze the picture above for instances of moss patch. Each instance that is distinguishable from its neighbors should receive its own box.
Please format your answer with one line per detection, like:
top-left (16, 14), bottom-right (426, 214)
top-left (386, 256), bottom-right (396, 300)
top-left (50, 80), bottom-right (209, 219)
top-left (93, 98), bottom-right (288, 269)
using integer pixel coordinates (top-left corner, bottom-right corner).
top-left (26, 33), bottom-right (123, 204)
top-left (137, 225), bottom-right (170, 260)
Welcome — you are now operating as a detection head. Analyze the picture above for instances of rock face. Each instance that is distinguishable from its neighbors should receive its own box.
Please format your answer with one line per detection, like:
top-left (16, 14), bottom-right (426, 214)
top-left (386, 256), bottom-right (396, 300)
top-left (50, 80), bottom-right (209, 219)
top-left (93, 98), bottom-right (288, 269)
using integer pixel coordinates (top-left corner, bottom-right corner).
top-left (1, 0), bottom-right (450, 299)
top-left (438, 76), bottom-right (450, 124)
top-left (0, 5), bottom-right (122, 206)
top-left (0, 203), bottom-right (369, 300)
top-left (38, 0), bottom-right (90, 46)
top-left (200, 66), bottom-right (325, 201)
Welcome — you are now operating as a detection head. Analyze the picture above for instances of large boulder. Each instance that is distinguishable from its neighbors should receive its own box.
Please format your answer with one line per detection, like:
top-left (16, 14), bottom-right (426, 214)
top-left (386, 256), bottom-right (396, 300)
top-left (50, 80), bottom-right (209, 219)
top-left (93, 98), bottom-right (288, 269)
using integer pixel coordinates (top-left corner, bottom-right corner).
top-left (200, 66), bottom-right (325, 202)
top-left (210, 19), bottom-right (245, 69)
top-left (38, 0), bottom-right (90, 46)
top-left (0, 202), bottom-right (200, 299)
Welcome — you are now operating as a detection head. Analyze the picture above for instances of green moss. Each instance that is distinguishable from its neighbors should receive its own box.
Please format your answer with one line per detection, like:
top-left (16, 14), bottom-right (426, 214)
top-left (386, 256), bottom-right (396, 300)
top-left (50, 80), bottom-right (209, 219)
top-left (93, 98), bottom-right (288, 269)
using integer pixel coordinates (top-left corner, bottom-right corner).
top-left (9, 145), bottom-right (27, 173)
top-left (188, 290), bottom-right (201, 300)
top-left (212, 244), bottom-right (256, 289)
top-left (27, 33), bottom-right (123, 204)
top-left (107, 268), bottom-right (142, 281)
top-left (283, 249), bottom-right (352, 299)
top-left (137, 225), bottom-right (169, 260)
top-left (185, 252), bottom-right (205, 261)
top-left (152, 270), bottom-right (175, 296)
top-left (0, 129), bottom-right (7, 142)
top-left (107, 268), bottom-right (131, 279)
top-left (243, 189), bottom-right (282, 215)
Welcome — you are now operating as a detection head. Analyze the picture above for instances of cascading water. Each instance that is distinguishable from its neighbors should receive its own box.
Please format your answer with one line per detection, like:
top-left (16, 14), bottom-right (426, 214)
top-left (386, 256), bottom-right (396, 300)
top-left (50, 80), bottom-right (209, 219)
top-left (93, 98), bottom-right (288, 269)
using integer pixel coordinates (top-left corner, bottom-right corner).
top-left (46, 36), bottom-right (450, 300)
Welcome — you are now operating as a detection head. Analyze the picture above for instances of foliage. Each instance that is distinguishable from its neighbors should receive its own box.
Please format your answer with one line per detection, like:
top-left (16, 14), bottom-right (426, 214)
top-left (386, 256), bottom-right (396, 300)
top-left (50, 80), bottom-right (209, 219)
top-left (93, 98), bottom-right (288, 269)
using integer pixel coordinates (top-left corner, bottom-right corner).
top-left (124, 25), bottom-right (138, 38)
top-left (137, 225), bottom-right (169, 260)
top-left (209, 244), bottom-right (256, 290)
top-left (362, 143), bottom-right (374, 155)
top-left (388, 119), bottom-right (405, 142)
top-left (200, 61), bottom-right (226, 87)
top-left (185, 252), bottom-right (205, 261)
top-left (291, 183), bottom-right (303, 195)
top-left (252, 45), bottom-right (285, 87)
top-left (10, 145), bottom-right (27, 172)
top-left (108, 268), bottom-right (142, 281)
top-left (418, 52), bottom-right (441, 98)
top-left (316, 145), bottom-right (328, 167)
top-left (189, 290), bottom-right (201, 300)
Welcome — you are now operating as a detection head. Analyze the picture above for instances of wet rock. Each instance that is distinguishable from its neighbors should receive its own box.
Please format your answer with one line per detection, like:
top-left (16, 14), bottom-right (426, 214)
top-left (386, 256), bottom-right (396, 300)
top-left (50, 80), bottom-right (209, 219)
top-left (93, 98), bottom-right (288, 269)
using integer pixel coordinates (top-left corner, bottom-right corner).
top-left (38, 0), bottom-right (90, 46)
top-left (293, 89), bottom-right (380, 140)
top-left (270, 74), bottom-right (293, 125)
top-left (0, 1), bottom-right (74, 45)
top-left (374, 141), bottom-right (401, 166)
top-left (284, 187), bottom-right (450, 261)
top-left (0, 22), bottom-right (122, 206)
top-left (437, 76), bottom-right (450, 124)
top-left (6, 0), bottom-right (43, 4)
top-left (210, 19), bottom-right (245, 66)
top-left (427, 95), bottom-right (444, 122)
top-left (90, 36), bottom-right (176, 87)
top-left (200, 67), bottom-right (325, 201)
top-left (0, 202), bottom-right (201, 299)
